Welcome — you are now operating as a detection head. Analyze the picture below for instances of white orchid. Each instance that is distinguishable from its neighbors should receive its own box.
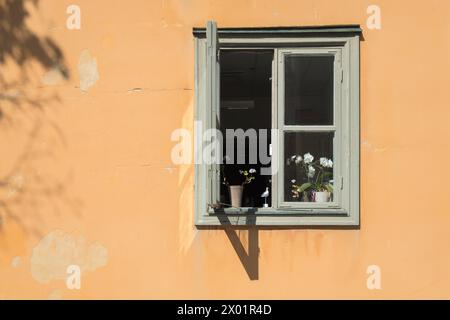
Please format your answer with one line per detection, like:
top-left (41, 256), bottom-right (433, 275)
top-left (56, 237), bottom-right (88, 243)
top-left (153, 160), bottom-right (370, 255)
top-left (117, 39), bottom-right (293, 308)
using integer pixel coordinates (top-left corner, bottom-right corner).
top-left (289, 152), bottom-right (334, 199)
top-left (307, 165), bottom-right (315, 178)
top-left (249, 168), bottom-right (256, 174)
top-left (304, 153), bottom-right (314, 164)
top-left (319, 157), bottom-right (333, 168)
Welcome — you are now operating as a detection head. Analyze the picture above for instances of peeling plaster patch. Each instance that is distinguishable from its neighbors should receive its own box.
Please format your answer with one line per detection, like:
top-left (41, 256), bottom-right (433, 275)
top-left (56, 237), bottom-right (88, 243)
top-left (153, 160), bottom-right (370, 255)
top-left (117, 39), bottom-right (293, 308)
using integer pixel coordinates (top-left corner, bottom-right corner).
top-left (362, 140), bottom-right (387, 153)
top-left (41, 67), bottom-right (65, 86)
top-left (5, 173), bottom-right (24, 199)
top-left (30, 230), bottom-right (108, 284)
top-left (77, 49), bottom-right (99, 92)
top-left (48, 289), bottom-right (63, 300)
top-left (0, 90), bottom-right (21, 100)
top-left (11, 256), bottom-right (21, 268)
top-left (165, 166), bottom-right (176, 174)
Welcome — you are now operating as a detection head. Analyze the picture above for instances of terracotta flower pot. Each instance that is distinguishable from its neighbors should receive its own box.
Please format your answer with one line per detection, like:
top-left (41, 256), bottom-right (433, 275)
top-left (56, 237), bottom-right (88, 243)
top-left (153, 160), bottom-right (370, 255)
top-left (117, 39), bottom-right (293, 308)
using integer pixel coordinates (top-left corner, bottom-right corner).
top-left (229, 185), bottom-right (243, 207)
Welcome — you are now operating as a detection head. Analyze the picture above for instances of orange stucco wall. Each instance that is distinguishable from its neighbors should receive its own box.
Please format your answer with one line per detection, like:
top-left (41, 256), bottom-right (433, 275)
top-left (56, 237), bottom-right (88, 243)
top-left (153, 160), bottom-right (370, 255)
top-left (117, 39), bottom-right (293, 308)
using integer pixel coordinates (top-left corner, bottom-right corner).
top-left (1, 0), bottom-right (450, 299)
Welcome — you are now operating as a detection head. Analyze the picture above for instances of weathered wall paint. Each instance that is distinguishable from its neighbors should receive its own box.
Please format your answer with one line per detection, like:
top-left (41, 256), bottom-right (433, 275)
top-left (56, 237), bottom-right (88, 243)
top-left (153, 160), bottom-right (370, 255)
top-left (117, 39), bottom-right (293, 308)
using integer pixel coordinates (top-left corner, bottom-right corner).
top-left (0, 0), bottom-right (450, 299)
top-left (30, 230), bottom-right (107, 284)
top-left (77, 49), bottom-right (99, 92)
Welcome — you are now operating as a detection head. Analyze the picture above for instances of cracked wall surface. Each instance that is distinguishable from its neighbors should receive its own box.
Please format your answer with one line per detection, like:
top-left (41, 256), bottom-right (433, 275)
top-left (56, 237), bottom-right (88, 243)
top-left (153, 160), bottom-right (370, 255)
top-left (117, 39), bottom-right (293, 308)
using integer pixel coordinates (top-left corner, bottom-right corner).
top-left (0, 0), bottom-right (450, 299)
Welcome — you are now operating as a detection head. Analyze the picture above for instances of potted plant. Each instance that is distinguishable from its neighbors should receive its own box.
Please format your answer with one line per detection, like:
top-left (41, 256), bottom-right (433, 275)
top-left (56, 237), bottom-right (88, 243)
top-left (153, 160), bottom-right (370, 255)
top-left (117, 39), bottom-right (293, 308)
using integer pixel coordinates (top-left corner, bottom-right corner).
top-left (289, 153), bottom-right (333, 202)
top-left (222, 168), bottom-right (256, 207)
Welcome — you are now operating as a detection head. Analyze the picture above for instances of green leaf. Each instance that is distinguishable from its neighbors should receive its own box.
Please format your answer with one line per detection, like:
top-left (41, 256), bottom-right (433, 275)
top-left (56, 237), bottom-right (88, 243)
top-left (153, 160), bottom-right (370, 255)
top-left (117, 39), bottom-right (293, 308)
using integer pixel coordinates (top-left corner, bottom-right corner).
top-left (299, 182), bottom-right (312, 192)
top-left (325, 184), bottom-right (333, 193)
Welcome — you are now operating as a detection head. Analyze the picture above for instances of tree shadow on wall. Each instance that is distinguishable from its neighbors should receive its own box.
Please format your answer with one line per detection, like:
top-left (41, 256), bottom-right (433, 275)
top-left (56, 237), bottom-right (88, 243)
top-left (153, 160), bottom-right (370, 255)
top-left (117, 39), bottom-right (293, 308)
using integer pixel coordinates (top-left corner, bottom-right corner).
top-left (0, 0), bottom-right (79, 237)
top-left (0, 0), bottom-right (69, 118)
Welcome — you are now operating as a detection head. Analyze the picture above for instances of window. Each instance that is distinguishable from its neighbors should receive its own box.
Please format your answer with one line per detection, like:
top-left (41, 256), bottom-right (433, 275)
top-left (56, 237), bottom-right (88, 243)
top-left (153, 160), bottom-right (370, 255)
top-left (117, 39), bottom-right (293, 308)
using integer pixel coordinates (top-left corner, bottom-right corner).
top-left (194, 22), bottom-right (360, 226)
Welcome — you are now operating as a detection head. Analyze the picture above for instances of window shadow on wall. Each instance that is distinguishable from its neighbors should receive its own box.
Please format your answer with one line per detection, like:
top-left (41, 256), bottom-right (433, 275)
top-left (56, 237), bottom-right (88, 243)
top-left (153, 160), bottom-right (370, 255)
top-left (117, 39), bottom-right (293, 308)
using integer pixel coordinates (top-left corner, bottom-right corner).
top-left (217, 215), bottom-right (259, 280)
top-left (199, 216), bottom-right (359, 281)
top-left (197, 214), bottom-right (260, 280)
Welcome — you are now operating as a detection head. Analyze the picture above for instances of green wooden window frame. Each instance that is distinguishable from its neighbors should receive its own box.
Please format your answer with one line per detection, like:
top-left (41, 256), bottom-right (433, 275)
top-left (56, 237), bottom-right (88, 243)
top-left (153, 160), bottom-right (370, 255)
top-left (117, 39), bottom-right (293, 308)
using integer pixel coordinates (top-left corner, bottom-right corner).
top-left (193, 22), bottom-right (361, 226)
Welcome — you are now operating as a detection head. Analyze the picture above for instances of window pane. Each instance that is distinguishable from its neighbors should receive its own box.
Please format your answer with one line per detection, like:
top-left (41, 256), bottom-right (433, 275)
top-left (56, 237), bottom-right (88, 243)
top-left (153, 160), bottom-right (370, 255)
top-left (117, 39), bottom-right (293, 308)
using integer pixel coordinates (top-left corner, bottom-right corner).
top-left (284, 132), bottom-right (334, 202)
top-left (219, 50), bottom-right (274, 208)
top-left (285, 55), bottom-right (334, 125)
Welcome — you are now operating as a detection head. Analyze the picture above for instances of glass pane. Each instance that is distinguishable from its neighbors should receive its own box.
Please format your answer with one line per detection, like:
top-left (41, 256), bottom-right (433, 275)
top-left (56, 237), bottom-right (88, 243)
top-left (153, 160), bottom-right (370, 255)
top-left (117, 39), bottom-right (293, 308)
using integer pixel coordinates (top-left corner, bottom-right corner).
top-left (284, 132), bottom-right (334, 202)
top-left (219, 50), bottom-right (274, 208)
top-left (285, 55), bottom-right (334, 125)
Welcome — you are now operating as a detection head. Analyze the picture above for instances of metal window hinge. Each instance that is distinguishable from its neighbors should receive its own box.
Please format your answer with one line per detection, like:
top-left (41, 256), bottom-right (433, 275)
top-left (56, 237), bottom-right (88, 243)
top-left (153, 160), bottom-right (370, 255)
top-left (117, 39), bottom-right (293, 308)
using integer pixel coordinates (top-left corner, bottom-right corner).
top-left (340, 68), bottom-right (344, 83)
top-left (340, 176), bottom-right (344, 190)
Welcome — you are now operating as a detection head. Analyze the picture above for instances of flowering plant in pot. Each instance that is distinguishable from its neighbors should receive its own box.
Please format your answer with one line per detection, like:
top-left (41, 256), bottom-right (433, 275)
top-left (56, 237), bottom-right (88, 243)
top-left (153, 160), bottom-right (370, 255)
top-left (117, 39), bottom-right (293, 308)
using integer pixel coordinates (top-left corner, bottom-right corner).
top-left (289, 153), bottom-right (333, 202)
top-left (222, 168), bottom-right (256, 207)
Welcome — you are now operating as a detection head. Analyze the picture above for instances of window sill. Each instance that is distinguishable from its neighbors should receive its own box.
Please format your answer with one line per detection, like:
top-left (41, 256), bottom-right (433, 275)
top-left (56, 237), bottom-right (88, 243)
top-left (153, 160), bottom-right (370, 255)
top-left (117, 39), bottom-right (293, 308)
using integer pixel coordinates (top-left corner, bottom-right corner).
top-left (209, 207), bottom-right (347, 215)
top-left (196, 208), bottom-right (359, 227)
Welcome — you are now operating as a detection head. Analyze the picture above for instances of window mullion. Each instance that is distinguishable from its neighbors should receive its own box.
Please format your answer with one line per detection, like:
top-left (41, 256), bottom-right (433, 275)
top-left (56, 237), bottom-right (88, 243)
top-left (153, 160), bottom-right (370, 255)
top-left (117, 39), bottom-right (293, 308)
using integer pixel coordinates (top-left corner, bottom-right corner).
top-left (271, 49), bottom-right (280, 209)
top-left (283, 125), bottom-right (336, 132)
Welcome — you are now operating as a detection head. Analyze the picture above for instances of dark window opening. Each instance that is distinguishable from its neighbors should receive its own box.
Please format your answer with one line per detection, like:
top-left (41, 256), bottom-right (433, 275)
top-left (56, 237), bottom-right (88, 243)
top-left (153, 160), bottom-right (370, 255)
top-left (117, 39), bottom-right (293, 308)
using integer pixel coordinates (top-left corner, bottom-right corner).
top-left (220, 50), bottom-right (273, 208)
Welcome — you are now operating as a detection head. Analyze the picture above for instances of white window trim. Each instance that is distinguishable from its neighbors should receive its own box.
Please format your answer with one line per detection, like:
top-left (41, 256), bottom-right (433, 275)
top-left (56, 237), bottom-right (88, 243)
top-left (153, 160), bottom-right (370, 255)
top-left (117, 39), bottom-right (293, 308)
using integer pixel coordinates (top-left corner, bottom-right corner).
top-left (193, 25), bottom-right (360, 226)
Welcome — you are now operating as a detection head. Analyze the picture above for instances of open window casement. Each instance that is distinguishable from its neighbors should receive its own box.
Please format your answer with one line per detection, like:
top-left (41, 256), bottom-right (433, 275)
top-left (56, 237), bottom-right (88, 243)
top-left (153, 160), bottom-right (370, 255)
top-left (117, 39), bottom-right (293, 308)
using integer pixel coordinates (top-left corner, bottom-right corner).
top-left (195, 21), bottom-right (361, 226)
top-left (205, 21), bottom-right (221, 206)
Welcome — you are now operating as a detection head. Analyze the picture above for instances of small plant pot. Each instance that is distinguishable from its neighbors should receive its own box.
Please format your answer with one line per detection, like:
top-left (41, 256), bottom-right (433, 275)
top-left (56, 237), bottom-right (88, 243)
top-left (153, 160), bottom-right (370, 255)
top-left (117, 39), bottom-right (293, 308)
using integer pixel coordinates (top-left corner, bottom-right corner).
top-left (301, 191), bottom-right (310, 202)
top-left (314, 191), bottom-right (330, 203)
top-left (229, 185), bottom-right (243, 207)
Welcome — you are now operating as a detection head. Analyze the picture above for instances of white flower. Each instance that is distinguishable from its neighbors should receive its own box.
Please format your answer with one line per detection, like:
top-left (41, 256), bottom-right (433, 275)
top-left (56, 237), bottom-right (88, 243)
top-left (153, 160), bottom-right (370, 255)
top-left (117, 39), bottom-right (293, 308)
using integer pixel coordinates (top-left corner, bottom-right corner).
top-left (327, 159), bottom-right (333, 168)
top-left (304, 153), bottom-right (314, 164)
top-left (307, 165), bottom-right (316, 178)
top-left (249, 168), bottom-right (256, 174)
top-left (291, 179), bottom-right (296, 184)
top-left (291, 155), bottom-right (297, 161)
top-left (294, 155), bottom-right (302, 164)
top-left (319, 157), bottom-right (333, 168)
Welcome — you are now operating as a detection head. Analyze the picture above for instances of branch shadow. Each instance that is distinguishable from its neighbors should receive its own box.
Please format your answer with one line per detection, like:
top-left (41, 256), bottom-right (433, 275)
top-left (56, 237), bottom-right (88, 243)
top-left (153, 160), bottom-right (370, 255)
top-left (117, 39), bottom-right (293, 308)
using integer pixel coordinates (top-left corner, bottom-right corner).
top-left (0, 0), bottom-right (79, 238)
top-left (0, 0), bottom-right (69, 120)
